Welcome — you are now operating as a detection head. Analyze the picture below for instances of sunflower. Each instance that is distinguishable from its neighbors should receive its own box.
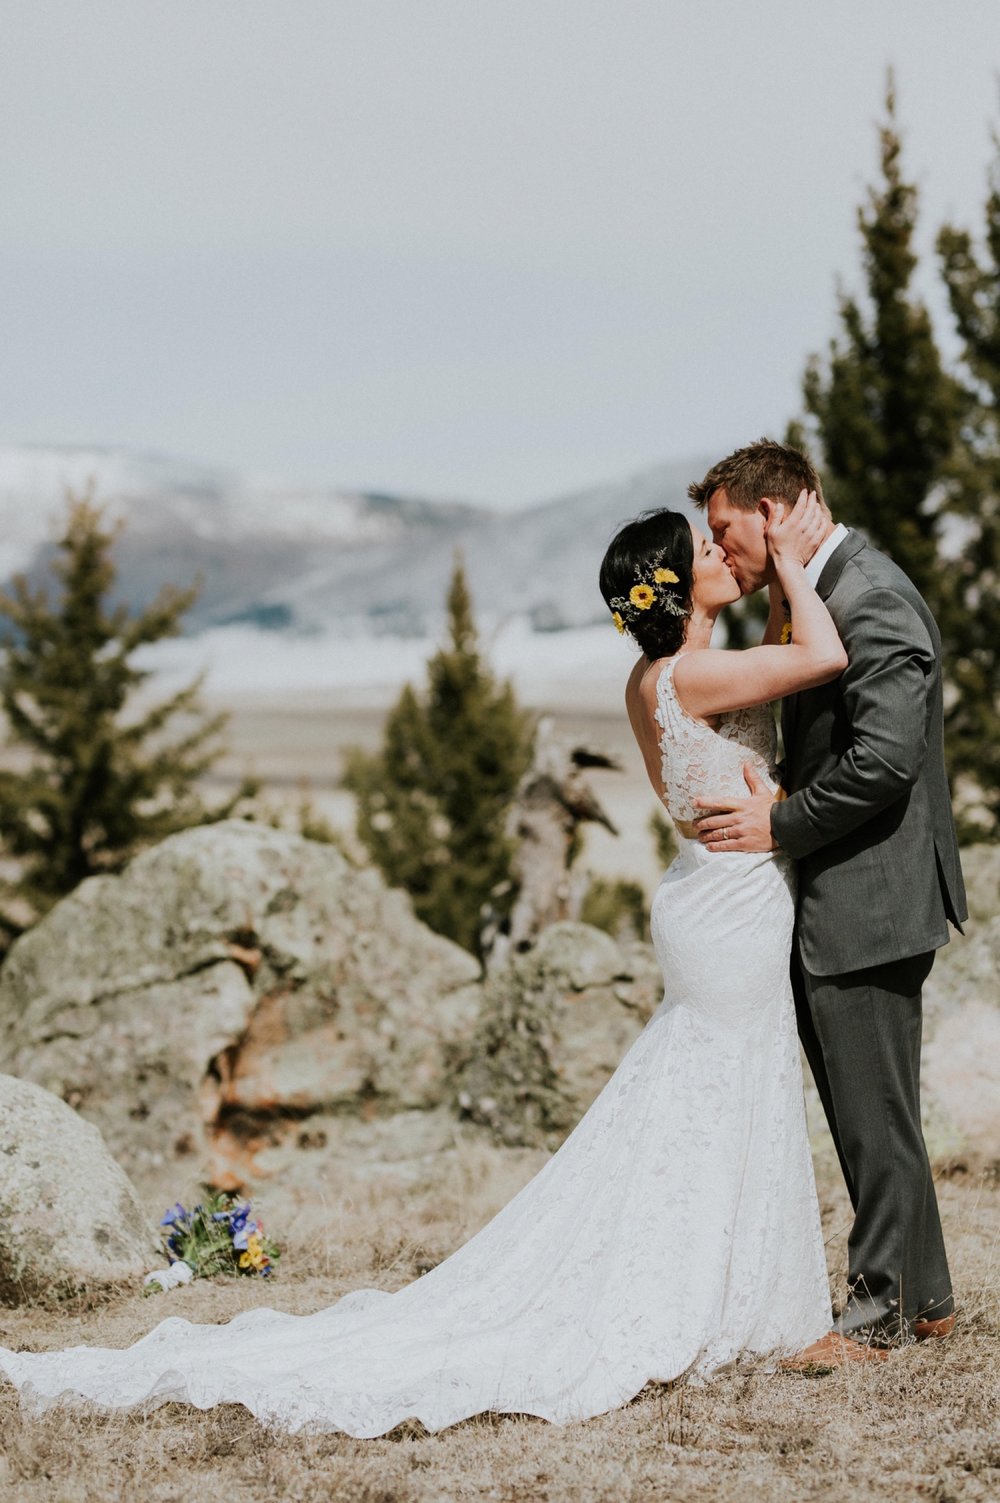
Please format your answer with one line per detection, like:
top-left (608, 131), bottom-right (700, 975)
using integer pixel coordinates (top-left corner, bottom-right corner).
top-left (612, 610), bottom-right (626, 634)
top-left (653, 567), bottom-right (679, 585)
top-left (629, 583), bottom-right (655, 609)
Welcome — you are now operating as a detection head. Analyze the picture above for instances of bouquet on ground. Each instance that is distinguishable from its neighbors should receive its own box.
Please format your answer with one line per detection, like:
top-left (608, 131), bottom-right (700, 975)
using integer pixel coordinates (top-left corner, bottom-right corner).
top-left (144, 1190), bottom-right (280, 1293)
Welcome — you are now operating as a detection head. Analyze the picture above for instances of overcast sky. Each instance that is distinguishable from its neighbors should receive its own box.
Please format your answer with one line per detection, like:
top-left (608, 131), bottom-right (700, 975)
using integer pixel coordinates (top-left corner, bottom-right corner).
top-left (2, 1), bottom-right (999, 507)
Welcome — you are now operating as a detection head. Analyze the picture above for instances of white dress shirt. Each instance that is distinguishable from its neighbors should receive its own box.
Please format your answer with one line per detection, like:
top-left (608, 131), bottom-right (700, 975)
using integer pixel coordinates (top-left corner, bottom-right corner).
top-left (804, 522), bottom-right (849, 589)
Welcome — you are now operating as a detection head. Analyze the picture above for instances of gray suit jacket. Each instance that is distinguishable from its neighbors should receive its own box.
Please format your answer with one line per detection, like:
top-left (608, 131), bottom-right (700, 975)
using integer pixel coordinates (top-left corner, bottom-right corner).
top-left (770, 529), bottom-right (967, 977)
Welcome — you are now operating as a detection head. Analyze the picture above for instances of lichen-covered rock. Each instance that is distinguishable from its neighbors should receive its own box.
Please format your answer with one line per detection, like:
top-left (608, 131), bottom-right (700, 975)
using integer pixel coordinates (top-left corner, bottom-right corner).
top-left (0, 1074), bottom-right (157, 1304)
top-left (452, 921), bottom-right (663, 1147)
top-left (2, 818), bottom-right (992, 1199)
top-left (804, 845), bottom-right (1000, 1168)
top-left (0, 821), bottom-right (482, 1189)
top-left (921, 844), bottom-right (1000, 1164)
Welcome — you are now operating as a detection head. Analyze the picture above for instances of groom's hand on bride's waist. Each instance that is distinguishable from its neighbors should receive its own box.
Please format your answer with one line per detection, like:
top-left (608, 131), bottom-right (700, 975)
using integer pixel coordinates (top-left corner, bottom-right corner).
top-left (693, 764), bottom-right (780, 852)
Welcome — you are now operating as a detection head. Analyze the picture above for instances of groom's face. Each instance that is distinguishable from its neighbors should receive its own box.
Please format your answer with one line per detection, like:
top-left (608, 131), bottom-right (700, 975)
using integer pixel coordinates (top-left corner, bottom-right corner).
top-left (706, 488), bottom-right (772, 594)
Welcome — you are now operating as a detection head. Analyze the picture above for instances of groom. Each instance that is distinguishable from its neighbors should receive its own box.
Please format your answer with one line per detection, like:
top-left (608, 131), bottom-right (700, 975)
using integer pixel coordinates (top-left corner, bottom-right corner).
top-left (687, 438), bottom-right (967, 1364)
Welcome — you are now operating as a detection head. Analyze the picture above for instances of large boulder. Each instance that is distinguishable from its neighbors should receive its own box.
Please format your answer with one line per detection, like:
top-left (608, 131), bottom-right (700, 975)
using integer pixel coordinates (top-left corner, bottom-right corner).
top-left (453, 921), bottom-right (663, 1147)
top-left (4, 816), bottom-right (991, 1202)
top-left (0, 821), bottom-right (482, 1189)
top-left (921, 843), bottom-right (1000, 1164)
top-left (0, 1074), bottom-right (157, 1304)
top-left (798, 845), bottom-right (1000, 1170)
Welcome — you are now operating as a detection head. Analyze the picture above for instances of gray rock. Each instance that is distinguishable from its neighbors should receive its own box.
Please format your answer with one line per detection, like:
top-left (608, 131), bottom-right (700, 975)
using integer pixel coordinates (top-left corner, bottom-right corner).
top-left (805, 844), bottom-right (1000, 1168)
top-left (0, 1074), bottom-right (157, 1304)
top-left (452, 921), bottom-right (663, 1148)
top-left (2, 818), bottom-right (993, 1201)
top-left (0, 821), bottom-right (482, 1189)
top-left (249, 1105), bottom-right (467, 1188)
top-left (921, 844), bottom-right (1000, 1163)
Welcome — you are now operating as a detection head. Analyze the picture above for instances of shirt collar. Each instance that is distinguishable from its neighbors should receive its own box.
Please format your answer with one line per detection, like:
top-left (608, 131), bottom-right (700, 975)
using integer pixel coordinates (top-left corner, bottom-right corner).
top-left (804, 522), bottom-right (848, 588)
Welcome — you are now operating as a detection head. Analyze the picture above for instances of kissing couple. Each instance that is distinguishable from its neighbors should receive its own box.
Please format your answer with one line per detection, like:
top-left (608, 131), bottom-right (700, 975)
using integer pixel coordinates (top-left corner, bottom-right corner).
top-left (1, 438), bottom-right (967, 1434)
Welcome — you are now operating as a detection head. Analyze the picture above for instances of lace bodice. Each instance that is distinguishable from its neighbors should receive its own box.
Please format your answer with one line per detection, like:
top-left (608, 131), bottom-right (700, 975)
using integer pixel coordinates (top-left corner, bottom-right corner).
top-left (653, 656), bottom-right (779, 828)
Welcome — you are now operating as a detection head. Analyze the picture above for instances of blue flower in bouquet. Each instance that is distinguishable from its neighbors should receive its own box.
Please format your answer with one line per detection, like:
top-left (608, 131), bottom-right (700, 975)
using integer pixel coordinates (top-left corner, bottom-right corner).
top-left (212, 1202), bottom-right (252, 1248)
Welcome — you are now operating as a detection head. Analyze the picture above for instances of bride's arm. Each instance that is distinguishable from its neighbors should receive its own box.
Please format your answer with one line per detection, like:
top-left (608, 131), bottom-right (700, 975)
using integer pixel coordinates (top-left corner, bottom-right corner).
top-left (675, 493), bottom-right (847, 719)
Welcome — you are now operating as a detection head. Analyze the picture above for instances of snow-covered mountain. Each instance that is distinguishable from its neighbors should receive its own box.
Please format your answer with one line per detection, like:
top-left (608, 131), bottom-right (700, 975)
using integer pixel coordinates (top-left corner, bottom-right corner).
top-left (0, 444), bottom-right (709, 644)
top-left (0, 445), bottom-right (489, 635)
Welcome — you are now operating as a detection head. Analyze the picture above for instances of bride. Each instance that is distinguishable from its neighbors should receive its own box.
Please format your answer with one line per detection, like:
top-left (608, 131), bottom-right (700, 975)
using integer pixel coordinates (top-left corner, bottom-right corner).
top-left (1, 491), bottom-right (846, 1436)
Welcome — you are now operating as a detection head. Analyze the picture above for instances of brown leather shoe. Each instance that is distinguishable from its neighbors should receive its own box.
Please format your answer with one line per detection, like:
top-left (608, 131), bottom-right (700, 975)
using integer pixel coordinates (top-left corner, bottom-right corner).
top-left (913, 1314), bottom-right (955, 1341)
top-left (780, 1331), bottom-right (891, 1373)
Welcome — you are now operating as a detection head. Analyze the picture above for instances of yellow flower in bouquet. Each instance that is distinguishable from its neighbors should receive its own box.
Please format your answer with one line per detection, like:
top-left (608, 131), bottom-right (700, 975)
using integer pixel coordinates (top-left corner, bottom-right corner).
top-left (629, 583), bottom-right (655, 609)
top-left (612, 610), bottom-right (626, 634)
top-left (239, 1232), bottom-right (270, 1272)
top-left (653, 567), bottom-right (679, 585)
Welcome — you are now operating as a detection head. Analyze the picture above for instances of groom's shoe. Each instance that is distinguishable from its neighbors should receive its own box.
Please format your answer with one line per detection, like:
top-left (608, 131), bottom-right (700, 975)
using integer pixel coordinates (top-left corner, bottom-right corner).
top-left (913, 1314), bottom-right (955, 1341)
top-left (780, 1331), bottom-right (890, 1374)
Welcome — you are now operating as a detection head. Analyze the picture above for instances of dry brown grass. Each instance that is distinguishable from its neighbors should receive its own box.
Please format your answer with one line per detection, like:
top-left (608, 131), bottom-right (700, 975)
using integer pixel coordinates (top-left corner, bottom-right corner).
top-left (1, 1148), bottom-right (997, 1503)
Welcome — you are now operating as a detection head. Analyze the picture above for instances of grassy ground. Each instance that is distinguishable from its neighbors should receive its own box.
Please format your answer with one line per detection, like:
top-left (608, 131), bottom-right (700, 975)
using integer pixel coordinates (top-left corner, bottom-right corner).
top-left (1, 1144), bottom-right (997, 1503)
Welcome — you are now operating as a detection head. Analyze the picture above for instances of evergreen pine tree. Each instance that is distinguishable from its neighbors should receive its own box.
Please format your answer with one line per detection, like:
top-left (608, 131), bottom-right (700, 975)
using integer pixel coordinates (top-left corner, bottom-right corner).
top-left (344, 557), bottom-right (534, 956)
top-left (937, 131), bottom-right (1000, 833)
top-left (0, 495), bottom-right (251, 920)
top-left (798, 76), bottom-right (962, 611)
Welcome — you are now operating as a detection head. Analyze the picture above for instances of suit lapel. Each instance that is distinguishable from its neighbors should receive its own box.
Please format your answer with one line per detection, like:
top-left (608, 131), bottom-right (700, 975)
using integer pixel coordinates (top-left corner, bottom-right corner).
top-left (815, 528), bottom-right (866, 601)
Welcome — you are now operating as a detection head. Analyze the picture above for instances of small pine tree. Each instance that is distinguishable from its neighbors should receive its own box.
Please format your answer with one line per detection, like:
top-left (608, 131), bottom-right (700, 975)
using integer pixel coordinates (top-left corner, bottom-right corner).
top-left (649, 807), bottom-right (678, 869)
top-left (0, 495), bottom-right (251, 918)
top-left (936, 130), bottom-right (1000, 833)
top-left (798, 76), bottom-right (963, 612)
top-left (344, 557), bottom-right (534, 956)
top-left (579, 877), bottom-right (647, 944)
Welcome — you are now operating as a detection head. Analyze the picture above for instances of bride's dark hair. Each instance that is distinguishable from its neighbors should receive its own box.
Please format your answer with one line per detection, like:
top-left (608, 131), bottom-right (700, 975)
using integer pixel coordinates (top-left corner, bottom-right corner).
top-left (599, 509), bottom-right (694, 659)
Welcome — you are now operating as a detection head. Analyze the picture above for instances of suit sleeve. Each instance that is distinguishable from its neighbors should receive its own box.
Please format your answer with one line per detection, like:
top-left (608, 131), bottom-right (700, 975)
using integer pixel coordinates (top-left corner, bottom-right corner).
top-left (770, 587), bottom-right (935, 859)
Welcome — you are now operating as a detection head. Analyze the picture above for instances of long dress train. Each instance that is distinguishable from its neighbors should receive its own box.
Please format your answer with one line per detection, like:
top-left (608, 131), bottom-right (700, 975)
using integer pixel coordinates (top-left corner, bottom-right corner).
top-left (0, 660), bottom-right (830, 1435)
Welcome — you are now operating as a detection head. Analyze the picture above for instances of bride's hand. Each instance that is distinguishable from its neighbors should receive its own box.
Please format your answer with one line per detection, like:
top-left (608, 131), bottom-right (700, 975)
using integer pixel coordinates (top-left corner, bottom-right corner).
top-left (764, 489), bottom-right (826, 567)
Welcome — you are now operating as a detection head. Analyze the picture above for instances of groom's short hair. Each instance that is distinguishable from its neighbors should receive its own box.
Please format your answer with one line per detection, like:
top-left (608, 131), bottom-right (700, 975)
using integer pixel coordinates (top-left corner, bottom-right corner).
top-left (688, 438), bottom-right (825, 513)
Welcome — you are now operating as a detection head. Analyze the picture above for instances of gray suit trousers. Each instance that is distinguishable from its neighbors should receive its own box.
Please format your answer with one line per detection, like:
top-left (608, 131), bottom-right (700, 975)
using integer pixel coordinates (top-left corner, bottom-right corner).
top-left (792, 948), bottom-right (953, 1340)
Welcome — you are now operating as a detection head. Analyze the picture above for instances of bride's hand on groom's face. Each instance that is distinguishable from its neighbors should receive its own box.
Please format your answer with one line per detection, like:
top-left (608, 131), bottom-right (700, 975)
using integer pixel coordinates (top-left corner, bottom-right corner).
top-left (763, 489), bottom-right (825, 566)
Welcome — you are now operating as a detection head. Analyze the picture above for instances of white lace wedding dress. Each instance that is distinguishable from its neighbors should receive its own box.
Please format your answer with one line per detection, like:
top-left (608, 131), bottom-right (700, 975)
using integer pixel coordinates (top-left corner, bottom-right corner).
top-left (0, 659), bottom-right (830, 1435)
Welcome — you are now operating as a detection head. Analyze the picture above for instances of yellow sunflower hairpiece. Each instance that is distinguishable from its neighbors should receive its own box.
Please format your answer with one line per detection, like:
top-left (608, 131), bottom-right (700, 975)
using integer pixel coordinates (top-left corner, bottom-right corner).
top-left (608, 545), bottom-right (689, 634)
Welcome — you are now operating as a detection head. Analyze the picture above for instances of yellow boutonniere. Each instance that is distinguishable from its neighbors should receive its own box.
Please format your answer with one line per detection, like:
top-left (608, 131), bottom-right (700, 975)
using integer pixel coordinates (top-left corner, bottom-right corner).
top-left (653, 567), bottom-right (679, 585)
top-left (629, 583), bottom-right (655, 609)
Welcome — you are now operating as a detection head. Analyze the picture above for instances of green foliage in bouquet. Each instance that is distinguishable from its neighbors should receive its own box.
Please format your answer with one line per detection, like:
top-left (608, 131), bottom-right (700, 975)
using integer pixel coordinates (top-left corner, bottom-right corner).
top-left (158, 1191), bottom-right (279, 1282)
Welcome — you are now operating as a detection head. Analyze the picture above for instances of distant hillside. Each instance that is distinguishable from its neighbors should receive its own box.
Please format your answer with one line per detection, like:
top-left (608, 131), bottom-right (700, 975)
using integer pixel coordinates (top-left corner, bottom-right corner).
top-left (0, 444), bottom-right (711, 637)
